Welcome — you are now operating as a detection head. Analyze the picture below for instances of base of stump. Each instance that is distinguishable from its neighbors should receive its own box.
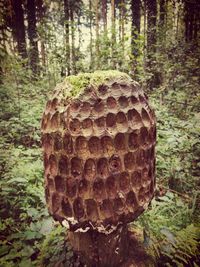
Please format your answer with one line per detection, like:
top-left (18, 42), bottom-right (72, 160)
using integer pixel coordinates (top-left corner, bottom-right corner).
top-left (68, 225), bottom-right (155, 267)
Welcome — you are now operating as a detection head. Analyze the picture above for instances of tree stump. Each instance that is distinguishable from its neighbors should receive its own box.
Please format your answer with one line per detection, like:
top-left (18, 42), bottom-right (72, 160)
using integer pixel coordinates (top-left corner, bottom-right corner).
top-left (41, 70), bottom-right (156, 266)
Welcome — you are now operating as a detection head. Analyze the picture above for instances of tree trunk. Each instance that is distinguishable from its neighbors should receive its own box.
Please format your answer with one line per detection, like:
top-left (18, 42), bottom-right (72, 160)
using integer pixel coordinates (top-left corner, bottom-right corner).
top-left (64, 0), bottom-right (70, 75)
top-left (70, 5), bottom-right (76, 74)
top-left (147, 0), bottom-right (157, 54)
top-left (95, 0), bottom-right (99, 68)
top-left (121, 0), bottom-right (125, 54)
top-left (27, 0), bottom-right (39, 75)
top-left (89, 0), bottom-right (93, 70)
top-left (111, 0), bottom-right (116, 68)
top-left (102, 0), bottom-right (107, 33)
top-left (12, 0), bottom-right (27, 59)
top-left (68, 225), bottom-right (155, 266)
top-left (131, 0), bottom-right (141, 72)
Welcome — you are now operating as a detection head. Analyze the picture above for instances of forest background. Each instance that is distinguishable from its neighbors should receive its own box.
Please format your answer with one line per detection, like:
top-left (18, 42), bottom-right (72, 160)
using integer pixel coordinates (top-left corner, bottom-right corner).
top-left (0, 0), bottom-right (200, 266)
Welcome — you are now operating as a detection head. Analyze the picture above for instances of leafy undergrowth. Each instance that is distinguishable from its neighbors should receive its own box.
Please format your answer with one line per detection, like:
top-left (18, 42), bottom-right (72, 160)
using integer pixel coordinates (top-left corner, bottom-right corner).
top-left (0, 53), bottom-right (200, 266)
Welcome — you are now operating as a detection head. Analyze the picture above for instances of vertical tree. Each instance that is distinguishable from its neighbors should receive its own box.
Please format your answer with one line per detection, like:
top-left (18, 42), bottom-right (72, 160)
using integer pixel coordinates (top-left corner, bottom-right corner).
top-left (147, 0), bottom-right (157, 54)
top-left (111, 0), bottom-right (116, 67)
top-left (27, 0), bottom-right (39, 75)
top-left (102, 0), bottom-right (107, 33)
top-left (131, 0), bottom-right (141, 72)
top-left (89, 0), bottom-right (93, 70)
top-left (11, 0), bottom-right (27, 59)
top-left (64, 0), bottom-right (70, 75)
top-left (94, 0), bottom-right (100, 68)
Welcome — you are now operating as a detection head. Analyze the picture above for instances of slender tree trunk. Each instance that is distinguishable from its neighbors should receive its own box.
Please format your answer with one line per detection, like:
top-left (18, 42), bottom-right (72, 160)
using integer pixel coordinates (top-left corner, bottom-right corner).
top-left (64, 0), bottom-right (70, 75)
top-left (111, 0), bottom-right (116, 68)
top-left (147, 0), bottom-right (157, 54)
top-left (12, 0), bottom-right (27, 59)
top-left (95, 0), bottom-right (99, 68)
top-left (27, 0), bottom-right (39, 75)
top-left (131, 0), bottom-right (140, 72)
top-left (70, 5), bottom-right (76, 74)
top-left (102, 0), bottom-right (107, 33)
top-left (89, 0), bottom-right (93, 70)
top-left (121, 0), bottom-right (125, 53)
top-left (37, 0), bottom-right (46, 68)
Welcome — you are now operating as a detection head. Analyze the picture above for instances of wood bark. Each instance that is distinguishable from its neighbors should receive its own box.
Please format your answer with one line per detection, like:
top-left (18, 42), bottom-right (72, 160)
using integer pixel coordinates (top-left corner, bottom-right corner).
top-left (27, 0), bottom-right (39, 75)
top-left (12, 0), bottom-right (27, 59)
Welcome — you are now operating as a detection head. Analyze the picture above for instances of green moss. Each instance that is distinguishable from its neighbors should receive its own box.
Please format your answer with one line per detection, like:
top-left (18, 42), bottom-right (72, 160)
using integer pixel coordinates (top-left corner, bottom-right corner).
top-left (63, 70), bottom-right (130, 98)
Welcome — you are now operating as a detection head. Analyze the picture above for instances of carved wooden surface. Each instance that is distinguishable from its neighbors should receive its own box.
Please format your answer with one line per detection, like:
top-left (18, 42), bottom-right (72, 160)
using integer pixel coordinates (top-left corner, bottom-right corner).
top-left (41, 73), bottom-right (156, 234)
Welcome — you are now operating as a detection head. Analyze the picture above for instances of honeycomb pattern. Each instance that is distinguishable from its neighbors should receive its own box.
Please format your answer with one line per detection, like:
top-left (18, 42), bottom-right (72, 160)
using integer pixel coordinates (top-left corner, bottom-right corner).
top-left (41, 72), bottom-right (156, 233)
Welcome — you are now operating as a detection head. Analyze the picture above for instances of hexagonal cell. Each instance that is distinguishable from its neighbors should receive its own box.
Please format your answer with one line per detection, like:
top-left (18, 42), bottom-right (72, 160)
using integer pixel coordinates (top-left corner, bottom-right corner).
top-left (63, 133), bottom-right (73, 154)
top-left (75, 136), bottom-right (88, 157)
top-left (106, 113), bottom-right (116, 128)
top-left (105, 175), bottom-right (118, 199)
top-left (138, 187), bottom-right (146, 204)
top-left (55, 175), bottom-right (65, 193)
top-left (100, 199), bottom-right (113, 219)
top-left (119, 172), bottom-right (130, 192)
top-left (41, 114), bottom-right (48, 130)
top-left (126, 191), bottom-right (137, 208)
top-left (93, 178), bottom-right (106, 201)
top-left (97, 158), bottom-right (109, 179)
top-left (94, 117), bottom-right (106, 135)
top-left (54, 132), bottom-right (62, 151)
top-left (120, 84), bottom-right (132, 96)
top-left (82, 118), bottom-right (93, 136)
top-left (111, 82), bottom-right (121, 97)
top-left (139, 127), bottom-right (149, 146)
top-left (42, 134), bottom-right (54, 155)
top-left (101, 136), bottom-right (115, 156)
top-left (73, 197), bottom-right (85, 219)
top-left (70, 100), bottom-right (81, 115)
top-left (71, 157), bottom-right (83, 178)
top-left (124, 152), bottom-right (135, 171)
top-left (51, 111), bottom-right (60, 129)
top-left (80, 102), bottom-right (91, 118)
top-left (51, 192), bottom-right (61, 213)
top-left (119, 96), bottom-right (129, 109)
top-left (141, 167), bottom-right (149, 185)
top-left (127, 109), bottom-right (143, 129)
top-left (113, 198), bottom-right (124, 214)
top-left (61, 197), bottom-right (72, 217)
top-left (49, 154), bottom-right (58, 176)
top-left (131, 171), bottom-right (142, 189)
top-left (139, 95), bottom-right (146, 104)
top-left (107, 96), bottom-right (118, 111)
top-left (85, 199), bottom-right (99, 221)
top-left (128, 131), bottom-right (139, 150)
top-left (45, 100), bottom-right (52, 112)
top-left (109, 155), bottom-right (122, 174)
top-left (88, 136), bottom-right (102, 155)
top-left (141, 108), bottom-right (151, 127)
top-left (47, 175), bottom-right (54, 191)
top-left (98, 84), bottom-right (109, 98)
top-left (59, 155), bottom-right (68, 175)
top-left (114, 133), bottom-right (126, 152)
top-left (78, 179), bottom-right (89, 196)
top-left (84, 158), bottom-right (96, 181)
top-left (116, 112), bottom-right (128, 132)
top-left (93, 98), bottom-right (105, 115)
top-left (66, 178), bottom-right (77, 198)
top-left (69, 118), bottom-right (81, 135)
top-left (135, 149), bottom-right (145, 167)
top-left (130, 95), bottom-right (139, 105)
